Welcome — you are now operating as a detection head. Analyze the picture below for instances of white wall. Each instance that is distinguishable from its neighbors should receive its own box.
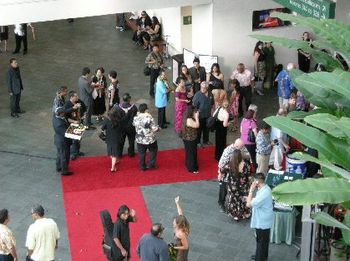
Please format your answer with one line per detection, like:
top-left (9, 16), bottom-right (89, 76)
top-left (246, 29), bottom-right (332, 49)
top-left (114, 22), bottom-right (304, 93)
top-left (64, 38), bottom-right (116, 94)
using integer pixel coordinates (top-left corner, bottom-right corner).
top-left (181, 6), bottom-right (192, 50)
top-left (151, 7), bottom-right (182, 54)
top-left (0, 0), bottom-right (211, 25)
top-left (192, 3), bottom-right (213, 55)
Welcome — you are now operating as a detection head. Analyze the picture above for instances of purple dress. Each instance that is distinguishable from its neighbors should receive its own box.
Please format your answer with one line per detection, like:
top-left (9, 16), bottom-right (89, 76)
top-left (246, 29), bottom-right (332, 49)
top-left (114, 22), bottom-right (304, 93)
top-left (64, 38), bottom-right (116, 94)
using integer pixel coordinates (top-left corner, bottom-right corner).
top-left (175, 91), bottom-right (187, 133)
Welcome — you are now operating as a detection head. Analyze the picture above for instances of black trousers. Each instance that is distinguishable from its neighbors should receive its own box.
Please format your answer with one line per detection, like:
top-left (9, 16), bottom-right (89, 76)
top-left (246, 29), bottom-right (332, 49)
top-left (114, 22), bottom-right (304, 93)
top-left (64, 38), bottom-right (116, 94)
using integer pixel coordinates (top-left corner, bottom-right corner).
top-left (120, 129), bottom-right (136, 157)
top-left (245, 144), bottom-right (257, 169)
top-left (70, 140), bottom-right (81, 158)
top-left (56, 140), bottom-right (71, 173)
top-left (158, 107), bottom-right (166, 127)
top-left (218, 181), bottom-right (227, 208)
top-left (238, 86), bottom-right (252, 117)
top-left (0, 254), bottom-right (14, 261)
top-left (137, 141), bottom-right (158, 170)
top-left (197, 117), bottom-right (209, 144)
top-left (84, 104), bottom-right (93, 126)
top-left (150, 68), bottom-right (160, 97)
top-left (183, 139), bottom-right (198, 172)
top-left (10, 93), bottom-right (21, 113)
top-left (14, 33), bottom-right (27, 53)
top-left (215, 124), bottom-right (227, 161)
top-left (255, 228), bottom-right (270, 261)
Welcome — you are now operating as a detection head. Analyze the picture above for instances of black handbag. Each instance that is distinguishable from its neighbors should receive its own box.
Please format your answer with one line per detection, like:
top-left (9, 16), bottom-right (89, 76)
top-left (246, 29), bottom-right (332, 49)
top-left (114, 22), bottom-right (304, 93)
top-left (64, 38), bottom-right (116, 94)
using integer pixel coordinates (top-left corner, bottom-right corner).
top-left (143, 66), bottom-right (151, 76)
top-left (206, 107), bottom-right (221, 131)
top-left (247, 120), bottom-right (256, 143)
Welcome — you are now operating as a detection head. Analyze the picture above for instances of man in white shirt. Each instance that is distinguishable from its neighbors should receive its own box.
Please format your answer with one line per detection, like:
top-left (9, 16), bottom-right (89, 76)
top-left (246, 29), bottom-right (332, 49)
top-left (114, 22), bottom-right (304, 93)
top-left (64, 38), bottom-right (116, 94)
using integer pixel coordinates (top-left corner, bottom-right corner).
top-left (13, 23), bottom-right (34, 55)
top-left (25, 205), bottom-right (60, 261)
top-left (230, 63), bottom-right (254, 117)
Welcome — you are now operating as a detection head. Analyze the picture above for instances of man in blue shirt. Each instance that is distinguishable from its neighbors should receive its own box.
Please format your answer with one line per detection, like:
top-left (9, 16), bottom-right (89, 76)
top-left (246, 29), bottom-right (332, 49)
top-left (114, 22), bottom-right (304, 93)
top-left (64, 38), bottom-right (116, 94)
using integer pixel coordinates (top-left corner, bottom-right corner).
top-left (247, 173), bottom-right (273, 261)
top-left (137, 223), bottom-right (169, 261)
top-left (275, 63), bottom-right (295, 109)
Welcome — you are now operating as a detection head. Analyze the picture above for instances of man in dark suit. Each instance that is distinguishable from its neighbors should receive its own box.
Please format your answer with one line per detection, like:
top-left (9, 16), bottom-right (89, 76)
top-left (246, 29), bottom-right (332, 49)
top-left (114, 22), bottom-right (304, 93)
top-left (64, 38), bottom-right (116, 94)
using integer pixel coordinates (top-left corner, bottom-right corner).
top-left (79, 67), bottom-right (96, 129)
top-left (116, 93), bottom-right (138, 157)
top-left (6, 58), bottom-right (24, 118)
top-left (53, 107), bottom-right (73, 176)
top-left (189, 57), bottom-right (206, 94)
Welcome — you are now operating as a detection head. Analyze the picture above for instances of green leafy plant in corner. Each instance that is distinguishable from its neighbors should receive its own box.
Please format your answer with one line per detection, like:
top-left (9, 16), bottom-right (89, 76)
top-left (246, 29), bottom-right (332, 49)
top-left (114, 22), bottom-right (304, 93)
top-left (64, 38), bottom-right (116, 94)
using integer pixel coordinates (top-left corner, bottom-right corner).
top-left (251, 12), bottom-right (350, 245)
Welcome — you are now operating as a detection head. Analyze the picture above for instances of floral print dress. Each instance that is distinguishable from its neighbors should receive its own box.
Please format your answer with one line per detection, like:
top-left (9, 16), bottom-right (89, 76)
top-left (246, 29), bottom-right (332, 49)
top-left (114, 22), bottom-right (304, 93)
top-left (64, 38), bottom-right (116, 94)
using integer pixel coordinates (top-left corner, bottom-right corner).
top-left (225, 163), bottom-right (251, 220)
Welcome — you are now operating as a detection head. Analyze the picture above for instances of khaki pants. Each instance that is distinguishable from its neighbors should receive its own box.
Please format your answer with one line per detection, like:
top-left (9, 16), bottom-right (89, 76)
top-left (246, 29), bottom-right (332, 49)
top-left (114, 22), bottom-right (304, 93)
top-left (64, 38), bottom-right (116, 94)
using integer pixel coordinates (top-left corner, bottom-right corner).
top-left (256, 153), bottom-right (270, 174)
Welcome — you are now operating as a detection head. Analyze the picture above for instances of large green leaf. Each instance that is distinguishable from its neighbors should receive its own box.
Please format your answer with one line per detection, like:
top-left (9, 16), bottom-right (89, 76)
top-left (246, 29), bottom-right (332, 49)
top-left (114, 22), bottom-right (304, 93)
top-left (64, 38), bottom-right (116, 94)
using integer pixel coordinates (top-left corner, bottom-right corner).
top-left (272, 178), bottom-right (350, 205)
top-left (264, 116), bottom-right (350, 170)
top-left (250, 35), bottom-right (344, 71)
top-left (311, 212), bottom-right (350, 230)
top-left (287, 109), bottom-right (330, 120)
top-left (294, 75), bottom-right (350, 114)
top-left (271, 13), bottom-right (350, 54)
top-left (304, 114), bottom-right (350, 141)
top-left (292, 152), bottom-right (350, 179)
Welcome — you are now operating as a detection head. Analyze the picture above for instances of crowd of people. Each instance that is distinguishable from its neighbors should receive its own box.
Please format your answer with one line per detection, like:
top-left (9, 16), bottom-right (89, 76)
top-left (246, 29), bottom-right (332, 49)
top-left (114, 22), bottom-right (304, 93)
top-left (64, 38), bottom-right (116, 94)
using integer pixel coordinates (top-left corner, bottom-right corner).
top-left (3, 23), bottom-right (324, 261)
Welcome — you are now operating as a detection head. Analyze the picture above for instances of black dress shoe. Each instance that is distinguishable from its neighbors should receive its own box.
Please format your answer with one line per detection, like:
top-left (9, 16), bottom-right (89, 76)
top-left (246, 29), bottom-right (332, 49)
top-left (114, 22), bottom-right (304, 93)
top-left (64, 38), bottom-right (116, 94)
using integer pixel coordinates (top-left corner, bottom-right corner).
top-left (12, 51), bottom-right (19, 54)
top-left (10, 113), bottom-right (19, 118)
top-left (78, 152), bottom-right (85, 156)
top-left (17, 110), bottom-right (26, 113)
top-left (251, 255), bottom-right (255, 260)
top-left (146, 165), bottom-right (158, 170)
top-left (56, 168), bottom-right (62, 172)
top-left (61, 171), bottom-right (73, 176)
top-left (165, 121), bottom-right (170, 124)
top-left (70, 155), bottom-right (77, 160)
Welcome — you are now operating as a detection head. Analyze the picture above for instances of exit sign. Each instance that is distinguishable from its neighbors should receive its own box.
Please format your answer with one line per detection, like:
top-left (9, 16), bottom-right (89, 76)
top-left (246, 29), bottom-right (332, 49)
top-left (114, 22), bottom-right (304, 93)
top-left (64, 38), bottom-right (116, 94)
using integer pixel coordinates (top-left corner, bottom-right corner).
top-left (273, 0), bottom-right (336, 19)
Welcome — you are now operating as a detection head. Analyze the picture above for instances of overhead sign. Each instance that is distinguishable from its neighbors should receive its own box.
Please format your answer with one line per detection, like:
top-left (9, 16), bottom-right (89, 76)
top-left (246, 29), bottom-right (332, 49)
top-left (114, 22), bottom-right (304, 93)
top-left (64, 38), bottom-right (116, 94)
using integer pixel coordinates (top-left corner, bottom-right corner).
top-left (273, 0), bottom-right (336, 19)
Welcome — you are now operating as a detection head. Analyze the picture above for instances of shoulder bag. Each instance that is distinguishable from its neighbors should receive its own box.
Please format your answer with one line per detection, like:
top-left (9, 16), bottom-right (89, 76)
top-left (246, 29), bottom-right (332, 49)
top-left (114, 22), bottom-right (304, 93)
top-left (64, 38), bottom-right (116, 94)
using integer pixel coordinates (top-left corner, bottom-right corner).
top-left (206, 107), bottom-right (221, 131)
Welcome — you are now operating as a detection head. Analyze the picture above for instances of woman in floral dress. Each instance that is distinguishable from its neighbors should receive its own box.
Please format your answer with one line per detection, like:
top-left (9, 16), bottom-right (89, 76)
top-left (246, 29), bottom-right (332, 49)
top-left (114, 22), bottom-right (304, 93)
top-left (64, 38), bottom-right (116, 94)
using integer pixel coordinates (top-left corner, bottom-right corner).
top-left (225, 149), bottom-right (251, 221)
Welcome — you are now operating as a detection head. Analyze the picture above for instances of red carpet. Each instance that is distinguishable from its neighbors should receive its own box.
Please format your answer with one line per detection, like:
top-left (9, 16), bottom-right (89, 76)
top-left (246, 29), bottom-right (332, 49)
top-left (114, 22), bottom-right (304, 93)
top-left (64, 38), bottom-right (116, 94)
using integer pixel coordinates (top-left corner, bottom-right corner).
top-left (63, 187), bottom-right (151, 261)
top-left (62, 146), bottom-right (217, 192)
top-left (61, 146), bottom-right (218, 261)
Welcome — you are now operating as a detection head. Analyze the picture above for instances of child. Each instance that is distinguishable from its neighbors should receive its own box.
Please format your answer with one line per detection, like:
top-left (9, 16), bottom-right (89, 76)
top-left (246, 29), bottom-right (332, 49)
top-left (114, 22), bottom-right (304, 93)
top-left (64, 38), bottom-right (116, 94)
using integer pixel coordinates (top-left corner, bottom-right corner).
top-left (228, 79), bottom-right (240, 131)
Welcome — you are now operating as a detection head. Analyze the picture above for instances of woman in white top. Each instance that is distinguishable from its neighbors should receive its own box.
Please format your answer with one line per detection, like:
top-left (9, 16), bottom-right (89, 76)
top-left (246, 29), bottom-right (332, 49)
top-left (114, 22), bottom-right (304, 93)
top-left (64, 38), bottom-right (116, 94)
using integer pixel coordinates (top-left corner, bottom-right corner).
top-left (214, 100), bottom-right (230, 161)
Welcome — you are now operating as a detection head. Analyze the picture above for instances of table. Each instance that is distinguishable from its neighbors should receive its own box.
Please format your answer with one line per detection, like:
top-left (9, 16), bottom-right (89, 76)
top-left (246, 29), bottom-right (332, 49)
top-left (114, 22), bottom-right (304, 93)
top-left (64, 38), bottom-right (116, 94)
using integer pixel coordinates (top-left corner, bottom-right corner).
top-left (270, 208), bottom-right (298, 245)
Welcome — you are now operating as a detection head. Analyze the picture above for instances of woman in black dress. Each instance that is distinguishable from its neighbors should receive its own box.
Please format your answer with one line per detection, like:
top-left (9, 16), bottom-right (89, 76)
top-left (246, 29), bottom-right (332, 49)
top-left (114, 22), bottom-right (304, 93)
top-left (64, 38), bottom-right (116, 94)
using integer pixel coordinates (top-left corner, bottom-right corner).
top-left (206, 63), bottom-right (224, 92)
top-left (101, 107), bottom-right (122, 172)
top-left (225, 149), bottom-right (251, 221)
top-left (92, 67), bottom-right (107, 122)
top-left (214, 100), bottom-right (229, 161)
top-left (181, 106), bottom-right (200, 174)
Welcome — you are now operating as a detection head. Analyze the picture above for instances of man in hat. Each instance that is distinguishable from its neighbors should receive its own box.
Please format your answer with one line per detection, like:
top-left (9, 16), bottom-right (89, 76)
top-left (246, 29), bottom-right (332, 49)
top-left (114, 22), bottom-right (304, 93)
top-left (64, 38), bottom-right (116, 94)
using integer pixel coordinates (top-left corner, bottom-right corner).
top-left (53, 107), bottom-right (73, 176)
top-left (137, 223), bottom-right (169, 261)
top-left (26, 205), bottom-right (60, 261)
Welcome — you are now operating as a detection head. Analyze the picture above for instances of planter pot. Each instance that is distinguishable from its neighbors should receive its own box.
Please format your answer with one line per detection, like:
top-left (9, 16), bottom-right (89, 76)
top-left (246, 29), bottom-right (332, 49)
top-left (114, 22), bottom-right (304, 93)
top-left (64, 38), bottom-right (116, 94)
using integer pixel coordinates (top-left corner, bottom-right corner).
top-left (330, 240), bottom-right (347, 261)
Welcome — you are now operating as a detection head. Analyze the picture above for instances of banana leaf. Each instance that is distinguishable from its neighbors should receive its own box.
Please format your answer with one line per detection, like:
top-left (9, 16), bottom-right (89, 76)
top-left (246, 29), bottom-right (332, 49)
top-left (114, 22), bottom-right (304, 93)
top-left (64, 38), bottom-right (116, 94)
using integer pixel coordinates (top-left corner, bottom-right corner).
top-left (292, 152), bottom-right (350, 180)
top-left (304, 114), bottom-right (350, 141)
top-left (311, 212), bottom-right (350, 230)
top-left (270, 13), bottom-right (350, 54)
top-left (342, 211), bottom-right (350, 245)
top-left (294, 75), bottom-right (350, 115)
top-left (272, 178), bottom-right (350, 205)
top-left (287, 109), bottom-right (329, 120)
top-left (250, 35), bottom-right (344, 71)
top-left (264, 116), bottom-right (350, 170)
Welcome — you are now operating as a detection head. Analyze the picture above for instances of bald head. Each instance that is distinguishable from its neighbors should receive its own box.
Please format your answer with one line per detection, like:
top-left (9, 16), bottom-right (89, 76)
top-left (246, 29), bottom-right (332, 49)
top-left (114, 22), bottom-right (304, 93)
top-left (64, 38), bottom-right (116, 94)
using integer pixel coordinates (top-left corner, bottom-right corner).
top-left (286, 63), bottom-right (295, 71)
top-left (233, 138), bottom-right (244, 149)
